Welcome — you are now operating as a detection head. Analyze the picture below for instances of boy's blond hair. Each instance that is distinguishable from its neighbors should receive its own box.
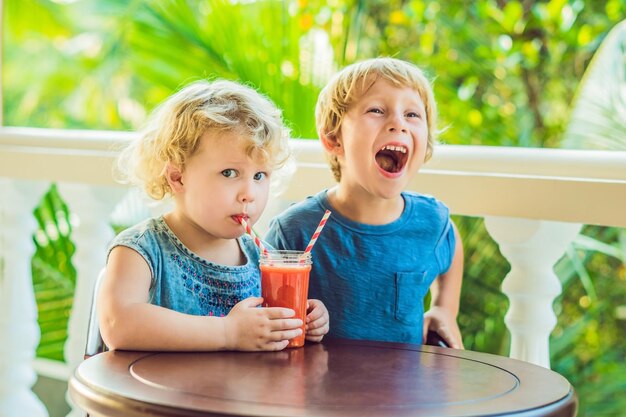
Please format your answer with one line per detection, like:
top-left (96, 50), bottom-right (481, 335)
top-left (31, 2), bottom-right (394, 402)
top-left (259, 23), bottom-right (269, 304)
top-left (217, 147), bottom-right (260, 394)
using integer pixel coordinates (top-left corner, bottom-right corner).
top-left (315, 57), bottom-right (438, 182)
top-left (118, 79), bottom-right (291, 200)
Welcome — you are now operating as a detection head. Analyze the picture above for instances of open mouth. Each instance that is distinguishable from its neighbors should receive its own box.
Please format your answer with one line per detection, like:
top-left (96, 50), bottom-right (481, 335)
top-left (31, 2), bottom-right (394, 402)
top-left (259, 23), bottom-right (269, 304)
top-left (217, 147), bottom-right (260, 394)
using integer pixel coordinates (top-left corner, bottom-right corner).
top-left (375, 144), bottom-right (408, 174)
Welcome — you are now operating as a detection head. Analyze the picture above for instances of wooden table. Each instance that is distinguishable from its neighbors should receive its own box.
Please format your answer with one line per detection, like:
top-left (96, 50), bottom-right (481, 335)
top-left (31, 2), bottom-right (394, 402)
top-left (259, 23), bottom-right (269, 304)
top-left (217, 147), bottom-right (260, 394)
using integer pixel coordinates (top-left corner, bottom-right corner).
top-left (69, 338), bottom-right (577, 417)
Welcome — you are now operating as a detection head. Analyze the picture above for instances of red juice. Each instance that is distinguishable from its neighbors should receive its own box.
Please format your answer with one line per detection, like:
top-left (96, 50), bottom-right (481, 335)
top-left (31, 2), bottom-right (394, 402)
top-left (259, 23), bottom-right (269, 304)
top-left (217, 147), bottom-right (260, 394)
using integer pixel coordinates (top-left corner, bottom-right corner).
top-left (260, 253), bottom-right (311, 348)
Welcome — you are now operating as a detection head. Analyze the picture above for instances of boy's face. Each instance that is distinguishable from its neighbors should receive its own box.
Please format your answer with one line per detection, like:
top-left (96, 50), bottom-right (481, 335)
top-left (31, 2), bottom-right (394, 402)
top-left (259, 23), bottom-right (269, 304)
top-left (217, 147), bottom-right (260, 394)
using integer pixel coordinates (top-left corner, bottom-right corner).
top-left (170, 130), bottom-right (272, 240)
top-left (334, 79), bottom-right (428, 200)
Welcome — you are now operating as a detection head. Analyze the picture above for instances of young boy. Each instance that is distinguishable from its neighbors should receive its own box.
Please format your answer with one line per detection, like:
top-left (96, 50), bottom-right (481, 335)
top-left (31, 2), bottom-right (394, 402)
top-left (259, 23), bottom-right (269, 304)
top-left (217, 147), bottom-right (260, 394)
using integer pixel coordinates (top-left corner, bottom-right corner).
top-left (265, 58), bottom-right (464, 348)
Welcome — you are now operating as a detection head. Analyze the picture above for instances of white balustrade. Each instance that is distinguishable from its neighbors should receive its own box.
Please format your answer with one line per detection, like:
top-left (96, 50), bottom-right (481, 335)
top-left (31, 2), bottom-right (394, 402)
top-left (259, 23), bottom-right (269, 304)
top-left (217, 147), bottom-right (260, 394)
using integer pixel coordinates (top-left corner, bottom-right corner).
top-left (0, 179), bottom-right (49, 417)
top-left (58, 184), bottom-right (127, 417)
top-left (1, 127), bottom-right (626, 415)
top-left (484, 217), bottom-right (583, 368)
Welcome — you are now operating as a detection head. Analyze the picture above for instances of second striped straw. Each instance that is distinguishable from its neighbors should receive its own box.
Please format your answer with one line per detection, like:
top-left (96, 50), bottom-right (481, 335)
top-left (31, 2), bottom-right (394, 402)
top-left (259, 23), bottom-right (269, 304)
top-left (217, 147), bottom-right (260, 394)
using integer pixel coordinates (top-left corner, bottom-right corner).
top-left (302, 210), bottom-right (332, 256)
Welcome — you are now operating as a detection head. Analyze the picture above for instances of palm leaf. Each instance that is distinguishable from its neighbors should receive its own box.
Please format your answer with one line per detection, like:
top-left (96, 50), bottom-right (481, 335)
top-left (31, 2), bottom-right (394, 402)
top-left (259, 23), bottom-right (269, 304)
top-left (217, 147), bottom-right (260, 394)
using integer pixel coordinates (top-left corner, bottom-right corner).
top-left (32, 186), bottom-right (76, 361)
top-left (563, 20), bottom-right (626, 150)
top-left (573, 234), bottom-right (625, 261)
top-left (126, 0), bottom-right (359, 138)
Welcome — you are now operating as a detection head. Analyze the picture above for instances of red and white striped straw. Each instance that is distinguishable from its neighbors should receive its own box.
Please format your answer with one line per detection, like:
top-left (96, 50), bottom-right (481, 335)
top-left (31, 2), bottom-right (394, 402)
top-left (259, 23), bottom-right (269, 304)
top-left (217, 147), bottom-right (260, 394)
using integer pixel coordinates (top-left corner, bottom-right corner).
top-left (237, 217), bottom-right (269, 256)
top-left (303, 210), bottom-right (331, 254)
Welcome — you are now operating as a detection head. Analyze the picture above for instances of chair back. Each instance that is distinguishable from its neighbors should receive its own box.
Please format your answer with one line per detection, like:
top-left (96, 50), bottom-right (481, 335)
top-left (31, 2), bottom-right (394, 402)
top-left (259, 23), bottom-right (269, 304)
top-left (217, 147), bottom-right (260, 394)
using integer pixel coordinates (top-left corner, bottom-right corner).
top-left (84, 269), bottom-right (108, 359)
top-left (425, 330), bottom-right (449, 348)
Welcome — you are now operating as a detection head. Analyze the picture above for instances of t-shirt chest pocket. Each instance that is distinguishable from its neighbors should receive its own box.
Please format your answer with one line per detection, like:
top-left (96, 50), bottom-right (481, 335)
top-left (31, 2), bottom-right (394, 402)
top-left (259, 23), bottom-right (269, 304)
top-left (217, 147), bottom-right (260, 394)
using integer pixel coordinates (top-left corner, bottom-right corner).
top-left (394, 271), bottom-right (430, 324)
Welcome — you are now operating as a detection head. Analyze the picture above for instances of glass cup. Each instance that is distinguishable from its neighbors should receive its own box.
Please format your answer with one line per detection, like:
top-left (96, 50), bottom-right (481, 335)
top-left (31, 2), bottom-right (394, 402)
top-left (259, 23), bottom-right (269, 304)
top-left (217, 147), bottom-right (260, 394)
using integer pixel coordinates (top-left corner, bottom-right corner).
top-left (259, 250), bottom-right (312, 348)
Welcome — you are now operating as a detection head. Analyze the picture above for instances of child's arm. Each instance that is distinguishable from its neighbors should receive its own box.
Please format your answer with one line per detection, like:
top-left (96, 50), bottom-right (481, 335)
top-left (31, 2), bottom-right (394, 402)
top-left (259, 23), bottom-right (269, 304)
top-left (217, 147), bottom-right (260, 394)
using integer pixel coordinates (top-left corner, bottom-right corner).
top-left (305, 299), bottom-right (330, 342)
top-left (423, 223), bottom-right (465, 349)
top-left (99, 246), bottom-right (303, 352)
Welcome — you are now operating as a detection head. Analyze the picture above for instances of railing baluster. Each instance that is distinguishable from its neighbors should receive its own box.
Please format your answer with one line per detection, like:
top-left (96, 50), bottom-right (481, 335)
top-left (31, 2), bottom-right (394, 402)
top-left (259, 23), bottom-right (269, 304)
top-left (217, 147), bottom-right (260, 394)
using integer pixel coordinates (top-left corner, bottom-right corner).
top-left (58, 184), bottom-right (126, 417)
top-left (0, 179), bottom-right (49, 417)
top-left (484, 216), bottom-right (582, 368)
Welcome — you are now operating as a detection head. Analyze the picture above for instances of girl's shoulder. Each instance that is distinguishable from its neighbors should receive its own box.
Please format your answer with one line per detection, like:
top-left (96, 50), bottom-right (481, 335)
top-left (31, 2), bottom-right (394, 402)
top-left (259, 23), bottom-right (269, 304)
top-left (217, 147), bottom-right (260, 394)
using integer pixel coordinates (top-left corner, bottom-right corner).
top-left (108, 217), bottom-right (172, 261)
top-left (106, 217), bottom-right (167, 272)
top-left (112, 217), bottom-right (165, 244)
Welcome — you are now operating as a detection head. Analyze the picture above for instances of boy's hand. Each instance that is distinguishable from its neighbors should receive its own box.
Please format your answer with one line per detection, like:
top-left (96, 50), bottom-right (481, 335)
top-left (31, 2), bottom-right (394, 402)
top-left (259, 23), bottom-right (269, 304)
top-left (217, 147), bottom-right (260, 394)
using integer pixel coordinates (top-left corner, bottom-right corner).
top-left (423, 306), bottom-right (464, 349)
top-left (223, 297), bottom-right (302, 351)
top-left (305, 299), bottom-right (330, 342)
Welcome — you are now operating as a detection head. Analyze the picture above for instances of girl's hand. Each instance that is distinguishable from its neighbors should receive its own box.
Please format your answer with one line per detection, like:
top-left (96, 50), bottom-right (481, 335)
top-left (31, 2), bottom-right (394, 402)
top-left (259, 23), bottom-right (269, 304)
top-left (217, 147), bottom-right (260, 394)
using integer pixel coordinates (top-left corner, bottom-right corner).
top-left (423, 306), bottom-right (464, 349)
top-left (224, 297), bottom-right (302, 351)
top-left (305, 299), bottom-right (330, 342)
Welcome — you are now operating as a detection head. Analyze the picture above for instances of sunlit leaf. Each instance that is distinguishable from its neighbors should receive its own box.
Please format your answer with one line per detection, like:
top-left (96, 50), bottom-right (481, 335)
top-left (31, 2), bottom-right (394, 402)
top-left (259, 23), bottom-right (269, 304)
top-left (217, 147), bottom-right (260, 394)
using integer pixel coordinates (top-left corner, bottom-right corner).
top-left (563, 20), bottom-right (626, 151)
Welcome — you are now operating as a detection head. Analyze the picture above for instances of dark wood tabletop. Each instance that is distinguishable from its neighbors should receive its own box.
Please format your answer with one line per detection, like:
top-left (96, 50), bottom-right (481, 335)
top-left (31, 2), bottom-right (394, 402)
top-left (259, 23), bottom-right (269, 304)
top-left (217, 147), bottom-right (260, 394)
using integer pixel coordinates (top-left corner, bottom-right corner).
top-left (69, 338), bottom-right (577, 417)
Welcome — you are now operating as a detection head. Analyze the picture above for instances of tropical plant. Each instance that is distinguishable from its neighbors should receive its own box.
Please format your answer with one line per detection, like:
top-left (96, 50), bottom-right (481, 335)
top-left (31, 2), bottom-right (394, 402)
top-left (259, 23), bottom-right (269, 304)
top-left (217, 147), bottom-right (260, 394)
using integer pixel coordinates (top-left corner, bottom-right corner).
top-left (128, 0), bottom-right (324, 138)
top-left (453, 216), bottom-right (510, 355)
top-left (555, 20), bottom-right (626, 413)
top-left (31, 185), bottom-right (76, 361)
top-left (550, 225), bottom-right (626, 414)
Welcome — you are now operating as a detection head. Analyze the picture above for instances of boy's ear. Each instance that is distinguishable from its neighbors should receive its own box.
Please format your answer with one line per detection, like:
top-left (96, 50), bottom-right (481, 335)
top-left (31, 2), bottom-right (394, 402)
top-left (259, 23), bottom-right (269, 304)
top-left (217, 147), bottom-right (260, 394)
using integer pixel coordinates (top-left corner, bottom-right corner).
top-left (165, 163), bottom-right (184, 193)
top-left (319, 131), bottom-right (344, 156)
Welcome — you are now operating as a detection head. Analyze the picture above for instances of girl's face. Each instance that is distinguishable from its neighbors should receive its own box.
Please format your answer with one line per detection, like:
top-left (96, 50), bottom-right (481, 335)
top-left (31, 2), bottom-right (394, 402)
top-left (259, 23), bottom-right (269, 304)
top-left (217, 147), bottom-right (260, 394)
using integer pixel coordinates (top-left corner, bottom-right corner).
top-left (335, 79), bottom-right (428, 200)
top-left (171, 130), bottom-right (272, 241)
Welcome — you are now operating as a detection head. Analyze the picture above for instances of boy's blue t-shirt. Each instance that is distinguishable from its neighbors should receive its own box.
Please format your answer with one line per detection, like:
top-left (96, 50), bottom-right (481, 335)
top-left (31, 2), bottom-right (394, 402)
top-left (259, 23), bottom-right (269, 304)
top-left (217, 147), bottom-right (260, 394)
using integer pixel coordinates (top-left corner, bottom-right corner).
top-left (265, 190), bottom-right (455, 345)
top-left (108, 216), bottom-right (261, 317)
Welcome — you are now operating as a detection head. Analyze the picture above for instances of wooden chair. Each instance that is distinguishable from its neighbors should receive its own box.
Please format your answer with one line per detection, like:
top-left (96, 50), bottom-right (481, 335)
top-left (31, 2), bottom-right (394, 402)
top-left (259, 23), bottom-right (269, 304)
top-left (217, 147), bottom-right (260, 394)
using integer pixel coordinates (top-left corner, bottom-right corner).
top-left (426, 330), bottom-right (449, 348)
top-left (84, 269), bottom-right (108, 359)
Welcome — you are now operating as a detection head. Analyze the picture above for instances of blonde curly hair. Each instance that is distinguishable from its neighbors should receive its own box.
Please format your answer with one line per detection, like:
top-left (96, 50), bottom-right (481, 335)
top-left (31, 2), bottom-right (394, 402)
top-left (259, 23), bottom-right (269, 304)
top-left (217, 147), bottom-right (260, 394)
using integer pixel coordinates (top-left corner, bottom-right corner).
top-left (315, 57), bottom-right (439, 182)
top-left (117, 79), bottom-right (291, 200)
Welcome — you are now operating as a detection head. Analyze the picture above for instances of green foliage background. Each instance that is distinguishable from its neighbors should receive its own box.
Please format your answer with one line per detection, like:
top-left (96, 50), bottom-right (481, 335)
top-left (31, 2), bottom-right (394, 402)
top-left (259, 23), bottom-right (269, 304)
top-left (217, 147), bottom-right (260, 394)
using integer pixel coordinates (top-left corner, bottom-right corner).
top-left (3, 1), bottom-right (625, 415)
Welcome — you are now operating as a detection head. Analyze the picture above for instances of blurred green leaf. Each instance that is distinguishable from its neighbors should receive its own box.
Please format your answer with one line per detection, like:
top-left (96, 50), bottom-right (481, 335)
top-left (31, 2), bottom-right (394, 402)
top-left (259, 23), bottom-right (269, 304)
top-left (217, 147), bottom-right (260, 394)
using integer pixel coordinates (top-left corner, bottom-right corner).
top-left (563, 20), bottom-right (626, 151)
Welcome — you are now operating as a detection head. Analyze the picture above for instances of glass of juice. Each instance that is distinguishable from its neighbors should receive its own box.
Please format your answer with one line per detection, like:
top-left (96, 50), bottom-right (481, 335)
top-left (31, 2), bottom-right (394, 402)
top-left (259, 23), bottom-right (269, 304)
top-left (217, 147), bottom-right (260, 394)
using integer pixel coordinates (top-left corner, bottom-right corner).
top-left (259, 250), bottom-right (311, 348)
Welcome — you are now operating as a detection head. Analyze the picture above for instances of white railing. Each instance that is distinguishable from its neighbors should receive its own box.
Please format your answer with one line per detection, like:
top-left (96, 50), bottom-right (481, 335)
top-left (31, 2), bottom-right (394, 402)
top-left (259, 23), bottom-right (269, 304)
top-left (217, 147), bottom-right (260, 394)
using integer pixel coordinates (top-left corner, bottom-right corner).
top-left (1, 126), bottom-right (626, 417)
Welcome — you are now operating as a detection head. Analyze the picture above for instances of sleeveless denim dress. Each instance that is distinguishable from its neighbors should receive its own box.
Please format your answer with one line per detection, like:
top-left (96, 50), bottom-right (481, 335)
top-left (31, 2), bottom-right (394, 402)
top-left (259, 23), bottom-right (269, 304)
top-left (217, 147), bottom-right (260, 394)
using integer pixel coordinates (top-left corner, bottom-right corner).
top-left (108, 216), bottom-right (261, 317)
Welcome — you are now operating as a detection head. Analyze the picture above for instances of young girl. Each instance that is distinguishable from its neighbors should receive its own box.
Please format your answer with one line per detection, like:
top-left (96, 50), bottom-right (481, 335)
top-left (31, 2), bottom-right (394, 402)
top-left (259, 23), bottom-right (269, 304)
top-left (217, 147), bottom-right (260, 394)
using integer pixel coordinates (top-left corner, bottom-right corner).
top-left (99, 79), bottom-right (329, 351)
